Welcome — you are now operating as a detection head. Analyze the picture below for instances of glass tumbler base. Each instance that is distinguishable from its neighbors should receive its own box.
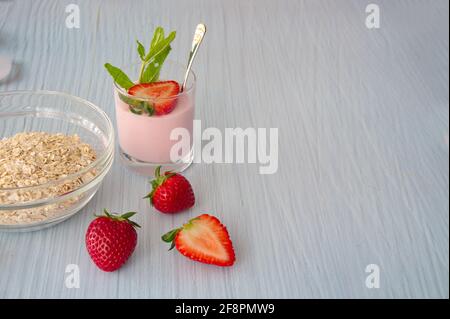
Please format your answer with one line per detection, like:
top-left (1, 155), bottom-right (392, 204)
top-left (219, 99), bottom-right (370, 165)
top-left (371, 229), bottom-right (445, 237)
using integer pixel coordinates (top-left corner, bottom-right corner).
top-left (118, 147), bottom-right (194, 177)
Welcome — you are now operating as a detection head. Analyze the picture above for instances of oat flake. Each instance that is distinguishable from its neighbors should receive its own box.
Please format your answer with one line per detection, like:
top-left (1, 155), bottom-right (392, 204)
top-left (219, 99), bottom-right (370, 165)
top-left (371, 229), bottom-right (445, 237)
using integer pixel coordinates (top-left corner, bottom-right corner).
top-left (0, 132), bottom-right (97, 225)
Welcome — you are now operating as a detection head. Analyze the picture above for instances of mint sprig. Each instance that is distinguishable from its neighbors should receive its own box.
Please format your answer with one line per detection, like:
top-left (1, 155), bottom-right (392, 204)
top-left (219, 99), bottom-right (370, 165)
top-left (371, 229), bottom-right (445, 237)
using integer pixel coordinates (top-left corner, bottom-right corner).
top-left (138, 30), bottom-right (176, 83)
top-left (104, 26), bottom-right (176, 116)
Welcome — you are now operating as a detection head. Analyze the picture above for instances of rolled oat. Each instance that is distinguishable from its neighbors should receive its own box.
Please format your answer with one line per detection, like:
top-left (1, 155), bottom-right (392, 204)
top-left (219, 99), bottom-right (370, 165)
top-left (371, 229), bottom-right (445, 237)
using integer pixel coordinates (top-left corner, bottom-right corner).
top-left (0, 132), bottom-right (97, 225)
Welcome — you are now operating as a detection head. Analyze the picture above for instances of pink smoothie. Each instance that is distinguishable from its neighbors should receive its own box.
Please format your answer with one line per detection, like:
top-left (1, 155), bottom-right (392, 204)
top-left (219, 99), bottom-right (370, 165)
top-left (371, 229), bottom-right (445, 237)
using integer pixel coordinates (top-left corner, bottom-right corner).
top-left (114, 88), bottom-right (195, 163)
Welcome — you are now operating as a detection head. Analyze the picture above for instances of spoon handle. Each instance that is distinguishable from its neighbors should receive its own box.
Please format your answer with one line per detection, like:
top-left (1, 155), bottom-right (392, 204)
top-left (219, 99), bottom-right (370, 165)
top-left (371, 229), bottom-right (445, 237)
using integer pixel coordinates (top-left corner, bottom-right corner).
top-left (181, 23), bottom-right (206, 92)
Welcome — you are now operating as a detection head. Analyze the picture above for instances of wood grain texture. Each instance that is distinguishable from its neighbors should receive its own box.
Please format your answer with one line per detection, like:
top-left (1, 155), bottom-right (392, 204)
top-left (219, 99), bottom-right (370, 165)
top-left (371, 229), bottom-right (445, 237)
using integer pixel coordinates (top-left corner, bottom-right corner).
top-left (0, 0), bottom-right (448, 298)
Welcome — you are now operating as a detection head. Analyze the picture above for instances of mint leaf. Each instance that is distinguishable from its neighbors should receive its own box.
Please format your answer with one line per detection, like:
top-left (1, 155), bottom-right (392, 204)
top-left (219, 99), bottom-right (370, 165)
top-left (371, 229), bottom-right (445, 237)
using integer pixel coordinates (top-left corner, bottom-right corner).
top-left (118, 93), bottom-right (139, 107)
top-left (139, 29), bottom-right (176, 83)
top-left (141, 45), bottom-right (171, 83)
top-left (144, 31), bottom-right (176, 62)
top-left (150, 27), bottom-right (164, 50)
top-left (129, 107), bottom-right (143, 115)
top-left (136, 40), bottom-right (146, 60)
top-left (118, 91), bottom-right (154, 116)
top-left (133, 28), bottom-right (176, 85)
top-left (144, 102), bottom-right (154, 116)
top-left (104, 63), bottom-right (134, 90)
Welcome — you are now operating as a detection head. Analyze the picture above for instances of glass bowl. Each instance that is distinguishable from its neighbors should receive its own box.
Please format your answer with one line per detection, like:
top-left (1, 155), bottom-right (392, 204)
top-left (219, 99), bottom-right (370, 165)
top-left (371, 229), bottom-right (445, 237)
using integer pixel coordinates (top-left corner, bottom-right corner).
top-left (0, 90), bottom-right (114, 232)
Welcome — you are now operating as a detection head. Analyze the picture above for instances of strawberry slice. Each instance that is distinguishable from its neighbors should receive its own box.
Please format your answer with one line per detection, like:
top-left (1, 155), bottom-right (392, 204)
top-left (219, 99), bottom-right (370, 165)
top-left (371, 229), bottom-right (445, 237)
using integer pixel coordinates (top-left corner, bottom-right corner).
top-left (162, 214), bottom-right (236, 266)
top-left (128, 80), bottom-right (180, 115)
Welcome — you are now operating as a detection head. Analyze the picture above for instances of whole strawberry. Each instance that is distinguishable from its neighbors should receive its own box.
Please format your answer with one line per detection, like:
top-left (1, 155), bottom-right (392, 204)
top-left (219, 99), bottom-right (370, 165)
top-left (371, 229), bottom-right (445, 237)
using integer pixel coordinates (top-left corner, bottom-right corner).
top-left (85, 209), bottom-right (139, 272)
top-left (145, 166), bottom-right (195, 214)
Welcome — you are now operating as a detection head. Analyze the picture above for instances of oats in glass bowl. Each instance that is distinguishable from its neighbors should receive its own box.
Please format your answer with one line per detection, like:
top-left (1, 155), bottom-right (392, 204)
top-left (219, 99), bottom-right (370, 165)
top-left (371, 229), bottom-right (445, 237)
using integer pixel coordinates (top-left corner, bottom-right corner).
top-left (0, 132), bottom-right (98, 224)
top-left (0, 90), bottom-right (114, 232)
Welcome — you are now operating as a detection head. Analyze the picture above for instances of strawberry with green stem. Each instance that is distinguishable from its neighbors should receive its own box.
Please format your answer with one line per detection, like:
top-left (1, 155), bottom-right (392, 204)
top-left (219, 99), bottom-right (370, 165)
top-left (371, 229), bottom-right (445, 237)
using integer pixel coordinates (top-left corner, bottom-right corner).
top-left (85, 209), bottom-right (140, 272)
top-left (145, 166), bottom-right (195, 214)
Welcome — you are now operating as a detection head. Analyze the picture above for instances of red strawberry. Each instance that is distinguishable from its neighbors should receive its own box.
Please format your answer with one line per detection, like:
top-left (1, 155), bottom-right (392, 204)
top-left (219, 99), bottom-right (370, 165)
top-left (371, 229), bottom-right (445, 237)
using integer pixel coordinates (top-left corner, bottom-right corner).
top-left (85, 209), bottom-right (139, 272)
top-left (162, 214), bottom-right (236, 266)
top-left (128, 80), bottom-right (180, 115)
top-left (145, 166), bottom-right (195, 214)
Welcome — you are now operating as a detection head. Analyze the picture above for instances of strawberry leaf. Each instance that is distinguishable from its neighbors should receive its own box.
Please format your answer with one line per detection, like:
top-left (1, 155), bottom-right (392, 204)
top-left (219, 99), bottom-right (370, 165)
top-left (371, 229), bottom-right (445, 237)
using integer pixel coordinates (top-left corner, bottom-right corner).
top-left (98, 209), bottom-right (141, 228)
top-left (162, 228), bottom-right (181, 244)
top-left (120, 211), bottom-right (137, 219)
top-left (103, 208), bottom-right (111, 217)
top-left (128, 221), bottom-right (141, 228)
top-left (155, 165), bottom-right (162, 178)
top-left (145, 166), bottom-right (176, 203)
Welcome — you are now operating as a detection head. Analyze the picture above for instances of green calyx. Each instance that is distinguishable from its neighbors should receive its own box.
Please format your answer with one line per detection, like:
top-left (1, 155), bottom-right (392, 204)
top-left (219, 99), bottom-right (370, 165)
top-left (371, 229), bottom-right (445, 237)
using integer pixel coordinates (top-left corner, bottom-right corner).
top-left (161, 227), bottom-right (181, 251)
top-left (144, 166), bottom-right (176, 204)
top-left (161, 217), bottom-right (199, 251)
top-left (95, 208), bottom-right (141, 228)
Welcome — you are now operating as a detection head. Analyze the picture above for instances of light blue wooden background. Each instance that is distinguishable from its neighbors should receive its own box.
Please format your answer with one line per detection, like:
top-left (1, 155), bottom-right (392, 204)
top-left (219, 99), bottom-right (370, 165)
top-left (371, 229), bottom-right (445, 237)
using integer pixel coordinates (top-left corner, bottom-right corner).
top-left (0, 0), bottom-right (448, 298)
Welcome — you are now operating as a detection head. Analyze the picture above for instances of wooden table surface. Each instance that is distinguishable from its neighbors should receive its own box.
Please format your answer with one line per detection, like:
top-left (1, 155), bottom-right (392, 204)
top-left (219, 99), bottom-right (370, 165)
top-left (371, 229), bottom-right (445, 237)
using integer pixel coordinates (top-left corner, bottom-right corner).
top-left (0, 0), bottom-right (448, 298)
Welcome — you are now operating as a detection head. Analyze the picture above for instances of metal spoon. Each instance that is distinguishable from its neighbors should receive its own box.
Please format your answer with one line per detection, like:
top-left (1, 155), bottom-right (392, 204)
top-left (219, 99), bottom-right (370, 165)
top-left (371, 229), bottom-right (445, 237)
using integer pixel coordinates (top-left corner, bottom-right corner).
top-left (181, 23), bottom-right (206, 92)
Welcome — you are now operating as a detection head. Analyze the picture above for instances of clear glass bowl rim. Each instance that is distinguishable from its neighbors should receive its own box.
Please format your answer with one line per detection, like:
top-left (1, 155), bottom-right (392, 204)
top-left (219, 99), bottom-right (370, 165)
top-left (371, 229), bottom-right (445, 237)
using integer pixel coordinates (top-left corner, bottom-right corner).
top-left (0, 90), bottom-right (115, 195)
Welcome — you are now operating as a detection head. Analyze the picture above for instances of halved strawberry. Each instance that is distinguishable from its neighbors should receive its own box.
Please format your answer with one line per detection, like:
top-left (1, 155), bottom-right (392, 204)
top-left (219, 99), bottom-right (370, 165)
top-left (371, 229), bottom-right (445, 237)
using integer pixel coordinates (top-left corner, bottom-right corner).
top-left (128, 80), bottom-right (180, 115)
top-left (162, 214), bottom-right (236, 266)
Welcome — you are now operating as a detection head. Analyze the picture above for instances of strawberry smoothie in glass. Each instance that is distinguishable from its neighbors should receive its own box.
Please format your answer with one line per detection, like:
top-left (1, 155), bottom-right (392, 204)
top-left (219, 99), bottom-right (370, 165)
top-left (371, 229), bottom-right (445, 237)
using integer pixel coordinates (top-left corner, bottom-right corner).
top-left (113, 61), bottom-right (196, 176)
top-left (105, 26), bottom-right (205, 176)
